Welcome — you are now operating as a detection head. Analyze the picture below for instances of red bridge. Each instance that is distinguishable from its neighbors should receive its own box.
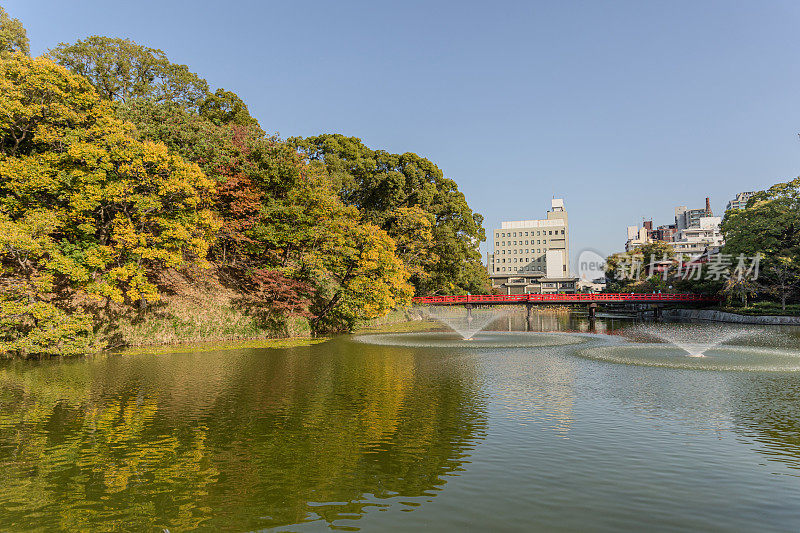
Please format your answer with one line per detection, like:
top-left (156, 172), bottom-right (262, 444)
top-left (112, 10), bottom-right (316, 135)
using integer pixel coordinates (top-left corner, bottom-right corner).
top-left (412, 293), bottom-right (716, 319)
top-left (413, 293), bottom-right (714, 305)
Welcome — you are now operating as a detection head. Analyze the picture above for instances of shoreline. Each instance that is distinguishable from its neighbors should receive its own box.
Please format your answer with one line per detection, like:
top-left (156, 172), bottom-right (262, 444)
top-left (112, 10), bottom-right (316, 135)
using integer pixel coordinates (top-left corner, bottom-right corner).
top-left (116, 319), bottom-right (445, 357)
top-left (664, 308), bottom-right (800, 325)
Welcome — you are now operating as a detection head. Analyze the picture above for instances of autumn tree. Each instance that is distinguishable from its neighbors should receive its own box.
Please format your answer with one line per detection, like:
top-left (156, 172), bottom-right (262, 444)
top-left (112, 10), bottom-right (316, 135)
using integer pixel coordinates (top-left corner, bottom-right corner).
top-left (250, 165), bottom-right (413, 332)
top-left (0, 210), bottom-right (95, 356)
top-left (67, 60), bottom-right (410, 332)
top-left (0, 54), bottom-right (219, 355)
top-left (384, 206), bottom-right (437, 287)
top-left (47, 33), bottom-right (485, 335)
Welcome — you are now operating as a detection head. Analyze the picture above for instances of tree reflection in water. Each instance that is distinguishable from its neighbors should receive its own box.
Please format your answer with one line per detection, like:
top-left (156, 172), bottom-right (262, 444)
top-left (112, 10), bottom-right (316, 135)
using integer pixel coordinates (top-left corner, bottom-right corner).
top-left (0, 338), bottom-right (487, 531)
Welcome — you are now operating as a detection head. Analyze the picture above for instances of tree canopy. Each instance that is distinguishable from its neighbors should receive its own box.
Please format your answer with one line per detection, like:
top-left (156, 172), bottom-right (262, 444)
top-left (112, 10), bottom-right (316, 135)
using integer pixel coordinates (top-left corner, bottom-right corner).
top-left (291, 134), bottom-right (488, 295)
top-left (0, 11), bottom-right (486, 355)
top-left (722, 177), bottom-right (800, 309)
top-left (49, 36), bottom-right (209, 107)
top-left (0, 7), bottom-right (28, 56)
top-left (0, 54), bottom-right (218, 355)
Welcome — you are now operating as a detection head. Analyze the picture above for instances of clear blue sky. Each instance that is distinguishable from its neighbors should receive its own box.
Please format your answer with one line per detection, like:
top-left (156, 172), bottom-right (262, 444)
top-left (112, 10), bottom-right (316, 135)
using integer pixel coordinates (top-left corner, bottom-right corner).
top-left (7, 0), bottom-right (800, 262)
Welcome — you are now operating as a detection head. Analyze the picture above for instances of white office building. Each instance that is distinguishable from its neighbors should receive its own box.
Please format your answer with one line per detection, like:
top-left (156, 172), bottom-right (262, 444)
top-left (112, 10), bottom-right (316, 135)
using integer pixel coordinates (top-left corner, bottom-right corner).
top-left (486, 199), bottom-right (577, 294)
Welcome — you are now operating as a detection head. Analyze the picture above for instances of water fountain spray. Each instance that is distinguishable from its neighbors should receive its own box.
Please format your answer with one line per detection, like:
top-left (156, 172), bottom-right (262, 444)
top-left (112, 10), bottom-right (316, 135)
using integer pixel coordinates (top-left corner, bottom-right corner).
top-left (424, 306), bottom-right (507, 340)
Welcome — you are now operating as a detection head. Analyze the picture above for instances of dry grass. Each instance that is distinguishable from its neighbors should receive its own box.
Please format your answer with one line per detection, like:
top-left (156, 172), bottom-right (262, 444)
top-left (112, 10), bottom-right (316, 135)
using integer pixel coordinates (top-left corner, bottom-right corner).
top-left (102, 268), bottom-right (312, 348)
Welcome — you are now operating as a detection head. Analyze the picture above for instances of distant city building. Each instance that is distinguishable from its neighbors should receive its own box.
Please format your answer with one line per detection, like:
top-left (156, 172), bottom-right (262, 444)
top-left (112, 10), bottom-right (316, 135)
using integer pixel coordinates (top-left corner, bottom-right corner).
top-left (625, 223), bottom-right (651, 251)
top-left (675, 197), bottom-right (712, 232)
top-left (654, 223), bottom-right (677, 242)
top-left (624, 197), bottom-right (722, 258)
top-left (726, 191), bottom-right (756, 212)
top-left (577, 277), bottom-right (606, 293)
top-left (487, 199), bottom-right (578, 294)
top-left (671, 215), bottom-right (723, 256)
top-left (625, 219), bottom-right (678, 251)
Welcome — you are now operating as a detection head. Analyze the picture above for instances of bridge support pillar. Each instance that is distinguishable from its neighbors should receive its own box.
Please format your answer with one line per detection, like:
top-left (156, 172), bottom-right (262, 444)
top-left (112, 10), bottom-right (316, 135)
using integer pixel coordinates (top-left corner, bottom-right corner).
top-left (587, 303), bottom-right (598, 320)
top-left (465, 304), bottom-right (473, 320)
top-left (652, 304), bottom-right (662, 321)
top-left (525, 303), bottom-right (533, 331)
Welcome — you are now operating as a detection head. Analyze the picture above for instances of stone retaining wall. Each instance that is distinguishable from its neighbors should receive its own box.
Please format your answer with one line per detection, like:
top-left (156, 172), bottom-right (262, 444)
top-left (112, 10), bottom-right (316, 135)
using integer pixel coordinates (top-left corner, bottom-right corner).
top-left (663, 309), bottom-right (800, 325)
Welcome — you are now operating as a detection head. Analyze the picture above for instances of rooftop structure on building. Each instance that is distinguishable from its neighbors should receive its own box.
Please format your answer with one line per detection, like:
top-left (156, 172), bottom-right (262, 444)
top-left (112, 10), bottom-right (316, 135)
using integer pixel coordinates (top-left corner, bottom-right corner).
top-left (487, 199), bottom-right (578, 294)
top-left (726, 191), bottom-right (756, 212)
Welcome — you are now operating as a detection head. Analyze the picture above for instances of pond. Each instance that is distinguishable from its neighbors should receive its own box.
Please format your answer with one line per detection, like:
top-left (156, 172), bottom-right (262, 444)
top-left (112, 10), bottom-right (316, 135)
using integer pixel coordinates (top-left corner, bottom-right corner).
top-left (1, 311), bottom-right (800, 531)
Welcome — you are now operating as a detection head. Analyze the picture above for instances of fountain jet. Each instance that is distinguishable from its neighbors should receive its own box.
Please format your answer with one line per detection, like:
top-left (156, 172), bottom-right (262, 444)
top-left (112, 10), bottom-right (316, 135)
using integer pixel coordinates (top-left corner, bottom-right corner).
top-left (628, 323), bottom-right (756, 357)
top-left (425, 306), bottom-right (505, 340)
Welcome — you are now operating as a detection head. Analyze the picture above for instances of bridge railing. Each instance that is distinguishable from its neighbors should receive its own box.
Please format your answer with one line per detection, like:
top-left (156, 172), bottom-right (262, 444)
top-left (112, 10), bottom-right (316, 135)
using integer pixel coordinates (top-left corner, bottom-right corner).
top-left (411, 293), bottom-right (715, 304)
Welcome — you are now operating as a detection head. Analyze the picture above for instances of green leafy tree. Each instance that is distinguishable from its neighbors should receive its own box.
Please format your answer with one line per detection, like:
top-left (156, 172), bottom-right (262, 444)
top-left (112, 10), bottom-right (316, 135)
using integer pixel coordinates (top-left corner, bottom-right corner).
top-left (722, 178), bottom-right (800, 308)
top-left (761, 256), bottom-right (799, 311)
top-left (49, 36), bottom-right (209, 107)
top-left (0, 7), bottom-right (28, 56)
top-left (291, 134), bottom-right (488, 295)
top-left (200, 88), bottom-right (261, 129)
top-left (721, 274), bottom-right (758, 307)
top-left (605, 241), bottom-right (676, 292)
top-left (722, 181), bottom-right (800, 262)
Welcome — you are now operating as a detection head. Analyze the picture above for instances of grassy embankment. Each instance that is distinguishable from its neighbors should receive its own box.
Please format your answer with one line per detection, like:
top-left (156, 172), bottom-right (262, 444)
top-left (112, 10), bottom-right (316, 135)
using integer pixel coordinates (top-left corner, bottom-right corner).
top-left (106, 269), bottom-right (312, 349)
top-left (354, 308), bottom-right (444, 334)
top-left (107, 270), bottom-right (440, 355)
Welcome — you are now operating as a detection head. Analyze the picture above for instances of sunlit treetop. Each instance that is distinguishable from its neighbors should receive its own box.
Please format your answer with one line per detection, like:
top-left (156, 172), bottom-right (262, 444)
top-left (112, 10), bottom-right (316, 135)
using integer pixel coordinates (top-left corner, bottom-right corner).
top-left (0, 7), bottom-right (28, 56)
top-left (49, 36), bottom-right (209, 108)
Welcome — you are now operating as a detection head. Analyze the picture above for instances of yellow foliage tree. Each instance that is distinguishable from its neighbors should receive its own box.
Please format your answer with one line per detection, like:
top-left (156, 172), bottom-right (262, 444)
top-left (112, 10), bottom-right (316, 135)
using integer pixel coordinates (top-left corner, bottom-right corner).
top-left (0, 54), bottom-right (219, 355)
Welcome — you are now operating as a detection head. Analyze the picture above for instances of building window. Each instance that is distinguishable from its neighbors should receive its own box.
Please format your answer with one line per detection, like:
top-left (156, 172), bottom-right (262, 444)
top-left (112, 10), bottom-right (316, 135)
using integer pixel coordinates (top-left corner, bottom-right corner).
top-left (561, 230), bottom-right (565, 235)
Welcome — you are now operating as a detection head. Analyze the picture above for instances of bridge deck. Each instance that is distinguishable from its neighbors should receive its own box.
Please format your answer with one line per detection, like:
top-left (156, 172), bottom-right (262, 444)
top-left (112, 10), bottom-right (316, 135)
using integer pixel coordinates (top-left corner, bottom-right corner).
top-left (412, 293), bottom-right (715, 305)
